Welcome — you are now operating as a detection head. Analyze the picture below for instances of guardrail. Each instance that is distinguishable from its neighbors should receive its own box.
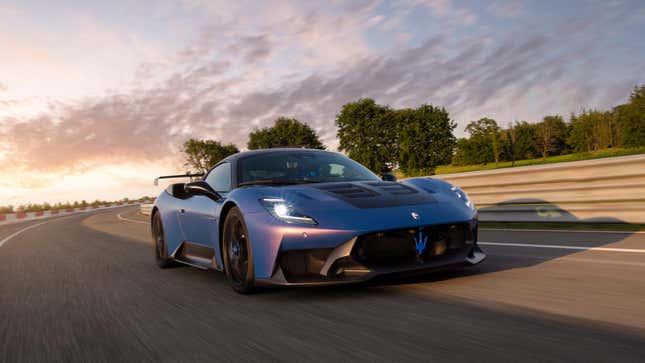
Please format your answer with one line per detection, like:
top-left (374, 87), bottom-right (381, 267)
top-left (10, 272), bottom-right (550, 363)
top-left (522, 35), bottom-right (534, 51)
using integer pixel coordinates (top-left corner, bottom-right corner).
top-left (433, 154), bottom-right (645, 224)
top-left (0, 203), bottom-right (142, 226)
top-left (140, 204), bottom-right (153, 216)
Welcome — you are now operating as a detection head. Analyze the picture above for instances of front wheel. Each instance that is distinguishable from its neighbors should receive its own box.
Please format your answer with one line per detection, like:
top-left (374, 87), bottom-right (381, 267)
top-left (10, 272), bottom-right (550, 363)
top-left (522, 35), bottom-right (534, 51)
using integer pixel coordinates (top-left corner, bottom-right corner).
top-left (222, 207), bottom-right (255, 294)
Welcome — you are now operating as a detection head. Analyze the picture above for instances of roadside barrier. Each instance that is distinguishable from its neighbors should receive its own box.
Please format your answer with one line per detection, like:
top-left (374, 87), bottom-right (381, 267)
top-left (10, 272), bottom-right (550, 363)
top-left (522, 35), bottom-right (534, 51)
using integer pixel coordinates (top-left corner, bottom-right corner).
top-left (0, 203), bottom-right (142, 226)
top-left (140, 203), bottom-right (154, 216)
top-left (432, 154), bottom-right (645, 224)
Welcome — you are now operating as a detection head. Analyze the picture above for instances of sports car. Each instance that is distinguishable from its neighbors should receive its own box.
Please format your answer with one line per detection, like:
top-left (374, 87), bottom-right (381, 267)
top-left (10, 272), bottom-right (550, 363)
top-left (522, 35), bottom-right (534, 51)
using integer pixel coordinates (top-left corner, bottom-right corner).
top-left (151, 148), bottom-right (485, 293)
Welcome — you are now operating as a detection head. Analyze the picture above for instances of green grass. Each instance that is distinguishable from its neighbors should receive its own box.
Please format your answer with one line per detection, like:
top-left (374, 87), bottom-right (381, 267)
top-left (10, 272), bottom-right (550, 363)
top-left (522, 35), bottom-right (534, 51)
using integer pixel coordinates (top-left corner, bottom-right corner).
top-left (480, 222), bottom-right (645, 232)
top-left (398, 147), bottom-right (645, 177)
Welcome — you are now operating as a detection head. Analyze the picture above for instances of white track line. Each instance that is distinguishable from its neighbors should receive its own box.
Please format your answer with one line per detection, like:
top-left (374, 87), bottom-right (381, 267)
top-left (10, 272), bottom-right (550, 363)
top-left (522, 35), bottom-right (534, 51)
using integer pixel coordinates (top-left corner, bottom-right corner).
top-left (481, 228), bottom-right (645, 235)
top-left (117, 212), bottom-right (148, 225)
top-left (1, 210), bottom-right (121, 248)
top-left (0, 220), bottom-right (53, 248)
top-left (1, 209), bottom-right (143, 248)
top-left (479, 241), bottom-right (645, 254)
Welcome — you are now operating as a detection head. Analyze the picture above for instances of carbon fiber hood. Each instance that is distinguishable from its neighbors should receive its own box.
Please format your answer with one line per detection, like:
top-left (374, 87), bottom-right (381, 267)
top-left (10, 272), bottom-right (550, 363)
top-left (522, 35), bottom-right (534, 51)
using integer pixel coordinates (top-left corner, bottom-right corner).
top-left (306, 181), bottom-right (437, 208)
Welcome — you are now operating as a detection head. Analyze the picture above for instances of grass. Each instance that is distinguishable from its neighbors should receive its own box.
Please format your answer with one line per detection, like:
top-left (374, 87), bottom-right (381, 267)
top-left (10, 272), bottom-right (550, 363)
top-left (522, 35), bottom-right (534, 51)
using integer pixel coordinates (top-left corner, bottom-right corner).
top-left (398, 147), bottom-right (645, 177)
top-left (480, 222), bottom-right (645, 232)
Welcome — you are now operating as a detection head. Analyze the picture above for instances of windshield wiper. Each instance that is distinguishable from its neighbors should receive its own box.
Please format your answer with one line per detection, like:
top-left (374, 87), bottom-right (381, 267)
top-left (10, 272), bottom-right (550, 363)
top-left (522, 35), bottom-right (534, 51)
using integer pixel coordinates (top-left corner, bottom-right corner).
top-left (238, 179), bottom-right (315, 187)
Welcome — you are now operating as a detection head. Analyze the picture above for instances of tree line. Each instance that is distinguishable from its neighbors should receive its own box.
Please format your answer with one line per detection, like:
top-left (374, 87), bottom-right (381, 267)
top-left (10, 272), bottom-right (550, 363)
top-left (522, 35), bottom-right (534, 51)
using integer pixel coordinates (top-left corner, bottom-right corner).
top-left (183, 85), bottom-right (645, 174)
top-left (0, 197), bottom-right (155, 214)
top-left (454, 86), bottom-right (645, 166)
top-left (184, 101), bottom-right (456, 175)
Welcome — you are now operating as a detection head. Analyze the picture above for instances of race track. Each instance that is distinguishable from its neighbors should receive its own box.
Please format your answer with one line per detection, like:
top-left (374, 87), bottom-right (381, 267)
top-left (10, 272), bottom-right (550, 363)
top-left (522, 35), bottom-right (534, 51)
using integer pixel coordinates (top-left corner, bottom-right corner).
top-left (1, 206), bottom-right (644, 362)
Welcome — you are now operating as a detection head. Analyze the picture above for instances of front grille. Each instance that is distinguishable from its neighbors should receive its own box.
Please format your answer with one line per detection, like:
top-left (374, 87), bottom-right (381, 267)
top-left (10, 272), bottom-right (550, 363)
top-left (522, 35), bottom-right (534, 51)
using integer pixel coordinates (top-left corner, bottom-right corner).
top-left (352, 223), bottom-right (473, 268)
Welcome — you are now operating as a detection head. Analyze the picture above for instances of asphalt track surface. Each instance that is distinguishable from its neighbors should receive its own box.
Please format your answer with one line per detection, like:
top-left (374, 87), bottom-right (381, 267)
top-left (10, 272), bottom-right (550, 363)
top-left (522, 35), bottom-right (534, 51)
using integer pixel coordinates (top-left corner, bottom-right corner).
top-left (1, 207), bottom-right (645, 362)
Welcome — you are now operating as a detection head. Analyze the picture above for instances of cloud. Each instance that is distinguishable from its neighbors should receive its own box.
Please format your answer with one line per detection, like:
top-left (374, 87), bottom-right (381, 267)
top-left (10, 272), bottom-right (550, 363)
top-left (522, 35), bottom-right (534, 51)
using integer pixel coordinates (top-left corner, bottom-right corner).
top-left (0, 82), bottom-right (6, 92)
top-left (409, 0), bottom-right (452, 16)
top-left (227, 34), bottom-right (275, 64)
top-left (488, 0), bottom-right (526, 18)
top-left (1, 0), bottom-right (643, 181)
top-left (1, 26), bottom-right (638, 175)
top-left (404, 0), bottom-right (477, 26)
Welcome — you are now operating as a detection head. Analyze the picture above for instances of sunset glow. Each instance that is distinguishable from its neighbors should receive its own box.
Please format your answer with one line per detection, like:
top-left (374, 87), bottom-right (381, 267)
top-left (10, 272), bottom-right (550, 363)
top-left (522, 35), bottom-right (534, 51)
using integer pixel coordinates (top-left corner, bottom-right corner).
top-left (1, 0), bottom-right (644, 206)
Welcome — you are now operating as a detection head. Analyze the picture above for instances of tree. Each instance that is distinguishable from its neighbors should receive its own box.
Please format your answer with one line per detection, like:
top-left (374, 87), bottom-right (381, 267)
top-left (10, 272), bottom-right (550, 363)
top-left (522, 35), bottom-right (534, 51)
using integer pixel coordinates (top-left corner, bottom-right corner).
top-left (465, 118), bottom-right (501, 164)
top-left (183, 139), bottom-right (239, 174)
top-left (453, 138), bottom-right (489, 166)
top-left (0, 205), bottom-right (14, 213)
top-left (336, 99), bottom-right (398, 172)
top-left (567, 110), bottom-right (615, 152)
top-left (397, 105), bottom-right (456, 174)
top-left (568, 113), bottom-right (591, 152)
top-left (500, 122), bottom-right (518, 166)
top-left (615, 85), bottom-right (645, 148)
top-left (536, 115), bottom-right (568, 158)
top-left (247, 117), bottom-right (325, 150)
top-left (512, 121), bottom-right (539, 159)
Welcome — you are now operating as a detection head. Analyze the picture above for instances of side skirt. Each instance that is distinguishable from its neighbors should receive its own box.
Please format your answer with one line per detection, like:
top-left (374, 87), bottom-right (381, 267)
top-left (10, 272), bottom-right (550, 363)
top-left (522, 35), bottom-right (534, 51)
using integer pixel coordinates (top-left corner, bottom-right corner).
top-left (171, 241), bottom-right (217, 270)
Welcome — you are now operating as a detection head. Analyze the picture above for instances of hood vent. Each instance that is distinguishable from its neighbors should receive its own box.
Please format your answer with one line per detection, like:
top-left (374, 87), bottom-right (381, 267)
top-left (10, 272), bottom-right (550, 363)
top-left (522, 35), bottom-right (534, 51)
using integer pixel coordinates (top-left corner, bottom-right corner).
top-left (364, 182), bottom-right (418, 195)
top-left (313, 183), bottom-right (379, 198)
top-left (310, 181), bottom-right (436, 209)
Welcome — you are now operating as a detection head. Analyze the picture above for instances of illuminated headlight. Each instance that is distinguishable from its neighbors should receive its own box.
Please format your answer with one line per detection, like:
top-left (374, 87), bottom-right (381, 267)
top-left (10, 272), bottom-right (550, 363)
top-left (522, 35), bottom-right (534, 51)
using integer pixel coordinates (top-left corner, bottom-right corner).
top-left (451, 186), bottom-right (475, 210)
top-left (259, 198), bottom-right (317, 225)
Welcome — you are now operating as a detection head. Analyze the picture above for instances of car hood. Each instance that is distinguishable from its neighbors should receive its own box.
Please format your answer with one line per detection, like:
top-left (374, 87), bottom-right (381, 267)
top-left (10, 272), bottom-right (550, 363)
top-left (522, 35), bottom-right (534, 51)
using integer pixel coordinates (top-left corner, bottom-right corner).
top-left (290, 181), bottom-right (437, 209)
top-left (231, 179), bottom-right (476, 230)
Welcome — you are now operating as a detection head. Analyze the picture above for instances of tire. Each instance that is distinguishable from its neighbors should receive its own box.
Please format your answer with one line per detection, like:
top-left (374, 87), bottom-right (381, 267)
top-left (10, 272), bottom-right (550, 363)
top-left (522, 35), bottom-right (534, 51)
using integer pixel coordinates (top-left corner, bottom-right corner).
top-left (222, 207), bottom-right (255, 294)
top-left (152, 212), bottom-right (172, 268)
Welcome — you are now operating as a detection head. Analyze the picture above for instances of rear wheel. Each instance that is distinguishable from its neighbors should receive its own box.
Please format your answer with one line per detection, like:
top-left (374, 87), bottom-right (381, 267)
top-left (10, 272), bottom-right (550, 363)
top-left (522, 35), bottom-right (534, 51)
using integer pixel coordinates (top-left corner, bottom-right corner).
top-left (222, 207), bottom-right (255, 294)
top-left (152, 212), bottom-right (172, 268)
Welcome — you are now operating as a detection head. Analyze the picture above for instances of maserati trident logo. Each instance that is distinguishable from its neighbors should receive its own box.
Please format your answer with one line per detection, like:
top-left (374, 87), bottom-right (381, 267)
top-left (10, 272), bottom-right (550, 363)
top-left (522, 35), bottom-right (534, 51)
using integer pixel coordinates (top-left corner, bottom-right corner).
top-left (413, 229), bottom-right (428, 256)
top-left (411, 211), bottom-right (420, 220)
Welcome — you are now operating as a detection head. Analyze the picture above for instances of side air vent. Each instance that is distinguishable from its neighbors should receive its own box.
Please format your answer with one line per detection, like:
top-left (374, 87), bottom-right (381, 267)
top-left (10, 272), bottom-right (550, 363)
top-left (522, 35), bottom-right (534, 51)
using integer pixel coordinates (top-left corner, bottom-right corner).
top-left (314, 183), bottom-right (379, 198)
top-left (364, 182), bottom-right (418, 195)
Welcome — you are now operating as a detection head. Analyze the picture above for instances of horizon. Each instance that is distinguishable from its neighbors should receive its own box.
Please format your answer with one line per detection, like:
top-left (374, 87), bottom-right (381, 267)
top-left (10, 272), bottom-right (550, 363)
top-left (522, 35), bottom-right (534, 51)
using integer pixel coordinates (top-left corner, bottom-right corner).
top-left (1, 0), bottom-right (645, 205)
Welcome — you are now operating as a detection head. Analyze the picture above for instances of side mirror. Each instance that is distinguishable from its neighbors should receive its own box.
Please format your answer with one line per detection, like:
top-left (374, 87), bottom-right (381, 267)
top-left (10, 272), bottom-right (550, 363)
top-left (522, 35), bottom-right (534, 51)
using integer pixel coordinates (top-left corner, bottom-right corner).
top-left (167, 183), bottom-right (191, 199)
top-left (381, 172), bottom-right (397, 182)
top-left (184, 181), bottom-right (221, 201)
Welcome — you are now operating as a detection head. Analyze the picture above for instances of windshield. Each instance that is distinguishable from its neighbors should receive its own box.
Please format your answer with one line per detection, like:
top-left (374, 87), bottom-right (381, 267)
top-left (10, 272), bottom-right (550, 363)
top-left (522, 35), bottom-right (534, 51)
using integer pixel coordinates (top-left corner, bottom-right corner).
top-left (238, 151), bottom-right (380, 186)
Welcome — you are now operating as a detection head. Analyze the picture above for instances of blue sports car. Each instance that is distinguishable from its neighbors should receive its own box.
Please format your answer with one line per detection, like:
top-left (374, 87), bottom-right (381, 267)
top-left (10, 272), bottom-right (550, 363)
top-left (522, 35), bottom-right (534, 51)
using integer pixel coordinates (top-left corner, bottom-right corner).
top-left (151, 148), bottom-right (485, 293)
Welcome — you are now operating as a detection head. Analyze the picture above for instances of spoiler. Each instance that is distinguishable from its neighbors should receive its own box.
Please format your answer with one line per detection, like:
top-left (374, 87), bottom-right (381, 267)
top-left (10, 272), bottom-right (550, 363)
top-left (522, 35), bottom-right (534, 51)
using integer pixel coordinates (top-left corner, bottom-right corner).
top-left (154, 172), bottom-right (204, 186)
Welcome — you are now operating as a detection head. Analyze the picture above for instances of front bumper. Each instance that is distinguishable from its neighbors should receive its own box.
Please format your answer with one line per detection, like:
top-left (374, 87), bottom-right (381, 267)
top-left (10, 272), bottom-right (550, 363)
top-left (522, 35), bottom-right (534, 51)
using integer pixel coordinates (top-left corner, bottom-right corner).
top-left (255, 222), bottom-right (485, 287)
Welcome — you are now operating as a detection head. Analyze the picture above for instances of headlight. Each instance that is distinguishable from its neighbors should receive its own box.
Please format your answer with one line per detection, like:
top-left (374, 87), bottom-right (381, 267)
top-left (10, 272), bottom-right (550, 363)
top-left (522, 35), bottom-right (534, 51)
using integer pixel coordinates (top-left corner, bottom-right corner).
top-left (259, 198), bottom-right (317, 225)
top-left (450, 186), bottom-right (475, 210)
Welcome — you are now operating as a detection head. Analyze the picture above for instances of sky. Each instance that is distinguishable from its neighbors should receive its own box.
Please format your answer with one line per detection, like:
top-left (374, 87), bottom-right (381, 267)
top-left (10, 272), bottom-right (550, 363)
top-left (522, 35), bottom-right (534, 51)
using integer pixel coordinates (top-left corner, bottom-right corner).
top-left (1, 0), bottom-right (644, 206)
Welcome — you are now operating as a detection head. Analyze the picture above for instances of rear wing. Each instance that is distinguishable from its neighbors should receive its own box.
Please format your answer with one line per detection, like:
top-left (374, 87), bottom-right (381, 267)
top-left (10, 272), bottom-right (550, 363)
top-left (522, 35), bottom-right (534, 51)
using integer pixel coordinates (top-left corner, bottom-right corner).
top-left (154, 172), bottom-right (204, 186)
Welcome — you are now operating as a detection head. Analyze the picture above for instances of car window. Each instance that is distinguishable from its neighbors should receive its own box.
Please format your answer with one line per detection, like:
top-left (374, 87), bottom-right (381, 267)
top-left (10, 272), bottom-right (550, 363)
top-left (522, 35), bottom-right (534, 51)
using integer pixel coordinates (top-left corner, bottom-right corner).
top-left (238, 151), bottom-right (379, 184)
top-left (328, 163), bottom-right (345, 177)
top-left (205, 162), bottom-right (231, 193)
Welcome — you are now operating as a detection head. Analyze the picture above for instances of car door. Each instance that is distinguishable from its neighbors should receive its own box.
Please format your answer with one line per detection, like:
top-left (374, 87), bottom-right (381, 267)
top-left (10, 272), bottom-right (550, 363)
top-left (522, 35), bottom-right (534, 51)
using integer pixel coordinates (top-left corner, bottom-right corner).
top-left (178, 162), bottom-right (231, 248)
